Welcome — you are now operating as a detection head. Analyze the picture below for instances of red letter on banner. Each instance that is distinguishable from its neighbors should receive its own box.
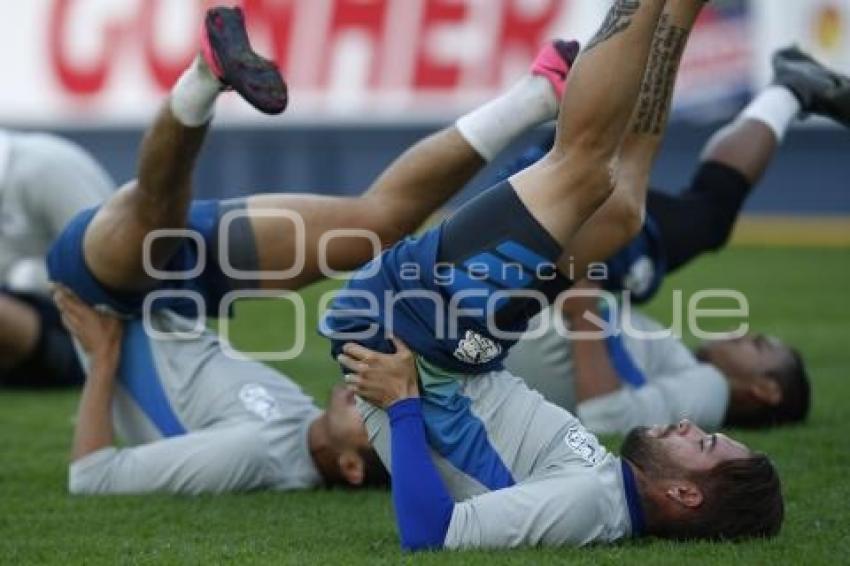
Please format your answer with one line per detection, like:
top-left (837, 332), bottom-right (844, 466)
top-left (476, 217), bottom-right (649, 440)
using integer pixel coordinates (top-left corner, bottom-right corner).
top-left (492, 0), bottom-right (564, 83)
top-left (322, 0), bottom-right (389, 87)
top-left (141, 0), bottom-right (202, 90)
top-left (414, 0), bottom-right (469, 89)
top-left (49, 0), bottom-right (123, 96)
top-left (243, 0), bottom-right (296, 70)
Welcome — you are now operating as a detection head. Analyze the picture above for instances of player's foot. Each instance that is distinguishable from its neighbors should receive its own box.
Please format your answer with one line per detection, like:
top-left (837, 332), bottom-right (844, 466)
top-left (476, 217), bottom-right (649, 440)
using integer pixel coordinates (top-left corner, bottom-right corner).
top-left (201, 6), bottom-right (288, 115)
top-left (530, 40), bottom-right (581, 101)
top-left (773, 46), bottom-right (850, 127)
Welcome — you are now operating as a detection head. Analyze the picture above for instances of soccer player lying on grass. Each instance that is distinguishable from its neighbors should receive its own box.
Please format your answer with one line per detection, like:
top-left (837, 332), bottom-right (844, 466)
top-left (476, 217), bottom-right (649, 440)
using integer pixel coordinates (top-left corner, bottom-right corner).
top-left (505, 46), bottom-right (850, 434)
top-left (326, 0), bottom-right (784, 549)
top-left (55, 284), bottom-right (389, 495)
top-left (47, 7), bottom-right (580, 494)
top-left (0, 132), bottom-right (113, 389)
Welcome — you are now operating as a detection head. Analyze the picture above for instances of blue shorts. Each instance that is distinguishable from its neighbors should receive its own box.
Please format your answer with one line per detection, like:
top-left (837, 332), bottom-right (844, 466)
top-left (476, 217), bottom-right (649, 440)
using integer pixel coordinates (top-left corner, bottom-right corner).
top-left (321, 182), bottom-right (572, 374)
top-left (47, 200), bottom-right (234, 318)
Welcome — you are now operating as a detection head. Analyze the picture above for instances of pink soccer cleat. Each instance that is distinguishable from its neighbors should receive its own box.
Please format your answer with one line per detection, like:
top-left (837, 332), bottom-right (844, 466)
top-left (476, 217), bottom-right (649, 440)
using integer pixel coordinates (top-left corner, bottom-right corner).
top-left (201, 6), bottom-right (288, 115)
top-left (530, 40), bottom-right (581, 101)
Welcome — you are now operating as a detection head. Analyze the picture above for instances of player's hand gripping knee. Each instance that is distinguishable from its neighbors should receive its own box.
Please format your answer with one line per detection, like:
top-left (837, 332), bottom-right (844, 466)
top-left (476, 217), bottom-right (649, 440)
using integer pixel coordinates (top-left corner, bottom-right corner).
top-left (54, 285), bottom-right (123, 369)
top-left (339, 338), bottom-right (419, 409)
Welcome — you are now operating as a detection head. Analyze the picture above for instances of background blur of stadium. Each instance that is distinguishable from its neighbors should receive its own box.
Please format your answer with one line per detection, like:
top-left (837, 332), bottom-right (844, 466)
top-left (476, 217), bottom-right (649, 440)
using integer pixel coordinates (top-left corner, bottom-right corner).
top-left (1, 0), bottom-right (848, 238)
top-left (1, 4), bottom-right (848, 563)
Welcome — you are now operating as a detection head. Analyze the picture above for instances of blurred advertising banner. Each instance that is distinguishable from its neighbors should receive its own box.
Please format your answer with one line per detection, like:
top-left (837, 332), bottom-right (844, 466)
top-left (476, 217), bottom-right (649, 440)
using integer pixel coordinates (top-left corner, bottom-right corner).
top-left (752, 0), bottom-right (850, 86)
top-left (0, 0), bottom-right (843, 127)
top-left (0, 0), bottom-right (580, 125)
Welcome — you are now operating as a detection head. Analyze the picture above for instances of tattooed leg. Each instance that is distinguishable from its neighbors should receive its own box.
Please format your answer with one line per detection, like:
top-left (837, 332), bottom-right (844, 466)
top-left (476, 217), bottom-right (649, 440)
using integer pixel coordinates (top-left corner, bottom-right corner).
top-left (508, 0), bottom-right (666, 251)
top-left (586, 0), bottom-right (642, 52)
top-left (632, 14), bottom-right (689, 135)
top-left (568, 0), bottom-right (706, 276)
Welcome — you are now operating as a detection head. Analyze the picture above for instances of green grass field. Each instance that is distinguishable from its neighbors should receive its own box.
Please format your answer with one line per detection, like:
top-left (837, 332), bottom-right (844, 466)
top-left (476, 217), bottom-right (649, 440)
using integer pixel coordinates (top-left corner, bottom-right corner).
top-left (2, 247), bottom-right (848, 565)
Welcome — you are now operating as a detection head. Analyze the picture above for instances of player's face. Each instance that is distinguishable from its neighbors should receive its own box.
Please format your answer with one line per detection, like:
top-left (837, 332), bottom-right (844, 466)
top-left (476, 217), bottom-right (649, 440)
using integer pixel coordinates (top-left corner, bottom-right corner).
top-left (696, 333), bottom-right (792, 383)
top-left (623, 420), bottom-right (751, 476)
top-left (326, 385), bottom-right (371, 451)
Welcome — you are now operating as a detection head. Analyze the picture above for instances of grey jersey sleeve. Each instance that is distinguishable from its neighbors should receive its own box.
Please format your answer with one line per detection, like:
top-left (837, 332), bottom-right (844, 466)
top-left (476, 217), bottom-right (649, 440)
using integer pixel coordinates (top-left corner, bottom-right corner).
top-left (444, 472), bottom-right (613, 549)
top-left (576, 312), bottom-right (730, 434)
top-left (17, 133), bottom-right (113, 236)
top-left (576, 364), bottom-right (730, 434)
top-left (68, 423), bottom-right (274, 495)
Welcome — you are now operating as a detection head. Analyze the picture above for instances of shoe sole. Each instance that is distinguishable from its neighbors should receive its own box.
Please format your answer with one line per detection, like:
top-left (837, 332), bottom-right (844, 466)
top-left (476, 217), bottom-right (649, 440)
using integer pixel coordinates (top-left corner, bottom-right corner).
top-left (204, 7), bottom-right (288, 115)
top-left (774, 47), bottom-right (850, 126)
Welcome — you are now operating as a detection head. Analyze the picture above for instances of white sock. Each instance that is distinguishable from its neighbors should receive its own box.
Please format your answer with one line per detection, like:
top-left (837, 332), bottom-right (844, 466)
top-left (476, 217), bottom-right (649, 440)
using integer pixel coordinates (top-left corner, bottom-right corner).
top-left (170, 57), bottom-right (222, 127)
top-left (739, 86), bottom-right (802, 142)
top-left (456, 76), bottom-right (559, 161)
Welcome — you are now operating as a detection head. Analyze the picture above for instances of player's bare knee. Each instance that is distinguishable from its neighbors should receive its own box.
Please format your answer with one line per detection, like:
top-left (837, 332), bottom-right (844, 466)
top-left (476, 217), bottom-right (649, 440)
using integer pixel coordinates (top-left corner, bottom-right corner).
top-left (548, 154), bottom-right (617, 208)
top-left (621, 200), bottom-right (646, 240)
top-left (609, 196), bottom-right (646, 242)
top-left (552, 125), bottom-right (620, 166)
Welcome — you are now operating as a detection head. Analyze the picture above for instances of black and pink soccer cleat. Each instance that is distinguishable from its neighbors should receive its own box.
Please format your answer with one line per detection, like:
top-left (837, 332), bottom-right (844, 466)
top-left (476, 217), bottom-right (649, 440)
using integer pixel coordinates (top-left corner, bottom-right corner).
top-left (201, 6), bottom-right (288, 115)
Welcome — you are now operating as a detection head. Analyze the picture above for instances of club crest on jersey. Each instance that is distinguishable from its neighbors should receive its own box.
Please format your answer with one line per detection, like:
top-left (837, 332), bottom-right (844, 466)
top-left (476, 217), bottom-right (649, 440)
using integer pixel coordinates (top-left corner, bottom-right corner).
top-left (239, 384), bottom-right (282, 422)
top-left (565, 425), bottom-right (603, 466)
top-left (624, 255), bottom-right (655, 297)
top-left (453, 330), bottom-right (502, 365)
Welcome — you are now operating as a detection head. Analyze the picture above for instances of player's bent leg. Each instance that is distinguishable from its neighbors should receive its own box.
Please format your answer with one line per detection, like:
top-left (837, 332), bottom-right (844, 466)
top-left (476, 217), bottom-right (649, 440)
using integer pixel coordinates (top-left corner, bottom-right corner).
top-left (510, 0), bottom-right (669, 251)
top-left (236, 128), bottom-right (483, 291)
top-left (646, 46), bottom-right (850, 273)
top-left (55, 33), bottom-right (577, 307)
top-left (647, 163), bottom-right (753, 273)
top-left (82, 111), bottom-right (209, 294)
top-left (85, 6), bottom-right (283, 293)
top-left (558, 0), bottom-right (702, 276)
top-left (49, 6), bottom-right (287, 308)
top-left (233, 43), bottom-right (580, 292)
top-left (47, 103), bottom-right (211, 310)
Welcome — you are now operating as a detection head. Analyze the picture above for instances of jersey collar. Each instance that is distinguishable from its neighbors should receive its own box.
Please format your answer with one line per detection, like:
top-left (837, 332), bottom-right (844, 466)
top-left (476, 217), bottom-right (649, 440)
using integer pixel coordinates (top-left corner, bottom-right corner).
top-left (621, 459), bottom-right (646, 537)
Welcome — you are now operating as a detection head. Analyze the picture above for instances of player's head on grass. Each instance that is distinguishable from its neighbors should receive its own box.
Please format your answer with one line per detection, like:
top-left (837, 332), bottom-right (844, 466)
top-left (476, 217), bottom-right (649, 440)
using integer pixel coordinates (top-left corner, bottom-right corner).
top-left (696, 334), bottom-right (811, 428)
top-left (313, 385), bottom-right (389, 489)
top-left (622, 420), bottom-right (783, 541)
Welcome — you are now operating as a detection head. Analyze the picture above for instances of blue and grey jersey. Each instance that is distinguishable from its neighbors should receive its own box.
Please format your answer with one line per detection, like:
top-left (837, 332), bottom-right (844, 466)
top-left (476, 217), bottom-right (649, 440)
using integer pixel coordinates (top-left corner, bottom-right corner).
top-left (69, 310), bottom-right (323, 495)
top-left (362, 364), bottom-right (635, 548)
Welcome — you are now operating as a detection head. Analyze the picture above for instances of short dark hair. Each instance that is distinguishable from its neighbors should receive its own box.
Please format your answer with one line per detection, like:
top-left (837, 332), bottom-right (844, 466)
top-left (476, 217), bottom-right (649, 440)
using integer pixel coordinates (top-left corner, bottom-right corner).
top-left (359, 447), bottom-right (390, 488)
top-left (728, 348), bottom-right (812, 429)
top-left (660, 454), bottom-right (784, 541)
top-left (765, 348), bottom-right (811, 425)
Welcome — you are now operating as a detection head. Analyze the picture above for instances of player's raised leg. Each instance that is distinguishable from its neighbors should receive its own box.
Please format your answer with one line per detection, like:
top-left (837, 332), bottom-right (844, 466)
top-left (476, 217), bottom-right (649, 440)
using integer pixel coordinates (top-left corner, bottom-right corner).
top-left (703, 45), bottom-right (850, 184)
top-left (630, 44), bottom-right (850, 274)
top-left (509, 0), bottom-right (670, 251)
top-left (567, 0), bottom-right (703, 275)
top-left (234, 42), bottom-right (579, 291)
top-left (81, 6), bottom-right (286, 293)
